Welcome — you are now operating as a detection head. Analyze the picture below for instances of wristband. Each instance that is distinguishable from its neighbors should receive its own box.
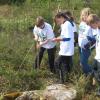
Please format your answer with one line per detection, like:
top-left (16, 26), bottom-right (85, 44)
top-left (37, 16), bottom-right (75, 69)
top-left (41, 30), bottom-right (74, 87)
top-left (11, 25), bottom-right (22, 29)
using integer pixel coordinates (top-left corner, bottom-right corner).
top-left (62, 38), bottom-right (70, 41)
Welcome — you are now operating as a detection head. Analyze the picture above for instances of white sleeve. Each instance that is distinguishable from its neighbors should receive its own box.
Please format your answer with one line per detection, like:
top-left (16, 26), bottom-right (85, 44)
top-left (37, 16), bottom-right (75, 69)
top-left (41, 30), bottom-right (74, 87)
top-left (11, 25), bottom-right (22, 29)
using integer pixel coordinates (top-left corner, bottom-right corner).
top-left (33, 26), bottom-right (38, 36)
top-left (33, 26), bottom-right (39, 41)
top-left (92, 29), bottom-right (97, 36)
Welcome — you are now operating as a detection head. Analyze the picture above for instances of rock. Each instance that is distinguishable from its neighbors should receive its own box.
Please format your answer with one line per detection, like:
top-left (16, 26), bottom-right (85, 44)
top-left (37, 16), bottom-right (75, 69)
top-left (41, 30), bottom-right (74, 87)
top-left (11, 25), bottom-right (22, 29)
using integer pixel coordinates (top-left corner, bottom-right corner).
top-left (15, 91), bottom-right (40, 100)
top-left (2, 84), bottom-right (77, 100)
top-left (3, 92), bottom-right (22, 100)
top-left (43, 84), bottom-right (77, 100)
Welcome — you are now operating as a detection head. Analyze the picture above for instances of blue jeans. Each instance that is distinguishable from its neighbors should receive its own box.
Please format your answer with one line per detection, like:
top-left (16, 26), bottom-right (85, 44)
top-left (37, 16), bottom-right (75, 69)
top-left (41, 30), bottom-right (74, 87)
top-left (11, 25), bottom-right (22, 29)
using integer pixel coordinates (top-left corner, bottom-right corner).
top-left (79, 47), bottom-right (92, 75)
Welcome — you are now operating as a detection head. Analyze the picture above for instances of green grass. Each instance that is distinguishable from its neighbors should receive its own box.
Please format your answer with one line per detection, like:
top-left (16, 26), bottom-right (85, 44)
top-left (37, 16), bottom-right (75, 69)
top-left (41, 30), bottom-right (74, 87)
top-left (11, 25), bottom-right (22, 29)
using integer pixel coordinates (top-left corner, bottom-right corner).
top-left (0, 0), bottom-right (100, 100)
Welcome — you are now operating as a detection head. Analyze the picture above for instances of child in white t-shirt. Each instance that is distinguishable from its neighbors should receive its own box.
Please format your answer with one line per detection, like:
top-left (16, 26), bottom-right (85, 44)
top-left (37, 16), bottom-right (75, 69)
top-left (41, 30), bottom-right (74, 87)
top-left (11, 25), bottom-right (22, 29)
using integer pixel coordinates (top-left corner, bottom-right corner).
top-left (87, 14), bottom-right (100, 96)
top-left (63, 11), bottom-right (78, 68)
top-left (78, 8), bottom-right (94, 75)
top-left (63, 11), bottom-right (78, 46)
top-left (33, 16), bottom-right (56, 73)
top-left (52, 12), bottom-right (74, 83)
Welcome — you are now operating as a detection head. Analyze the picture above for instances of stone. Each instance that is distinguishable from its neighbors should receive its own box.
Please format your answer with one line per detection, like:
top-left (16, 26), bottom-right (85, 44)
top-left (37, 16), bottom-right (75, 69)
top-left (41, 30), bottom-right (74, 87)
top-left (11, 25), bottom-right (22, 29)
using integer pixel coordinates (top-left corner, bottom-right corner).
top-left (3, 92), bottom-right (22, 100)
top-left (2, 84), bottom-right (77, 100)
top-left (15, 91), bottom-right (40, 100)
top-left (43, 84), bottom-right (77, 100)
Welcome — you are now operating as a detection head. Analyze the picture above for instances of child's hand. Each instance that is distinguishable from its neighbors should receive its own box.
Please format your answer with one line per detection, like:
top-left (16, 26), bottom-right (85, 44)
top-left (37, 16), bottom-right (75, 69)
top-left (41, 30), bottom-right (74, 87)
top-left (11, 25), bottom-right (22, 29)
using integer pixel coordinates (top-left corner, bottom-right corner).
top-left (39, 39), bottom-right (50, 47)
top-left (51, 38), bottom-right (61, 42)
top-left (36, 44), bottom-right (41, 49)
top-left (44, 39), bottom-right (50, 44)
top-left (51, 38), bottom-right (57, 42)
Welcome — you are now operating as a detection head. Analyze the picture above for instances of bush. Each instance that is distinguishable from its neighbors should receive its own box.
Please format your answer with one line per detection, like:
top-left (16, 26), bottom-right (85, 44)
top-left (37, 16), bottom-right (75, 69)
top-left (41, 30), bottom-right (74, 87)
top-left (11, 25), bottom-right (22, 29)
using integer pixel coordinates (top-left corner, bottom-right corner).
top-left (0, 0), bottom-right (26, 5)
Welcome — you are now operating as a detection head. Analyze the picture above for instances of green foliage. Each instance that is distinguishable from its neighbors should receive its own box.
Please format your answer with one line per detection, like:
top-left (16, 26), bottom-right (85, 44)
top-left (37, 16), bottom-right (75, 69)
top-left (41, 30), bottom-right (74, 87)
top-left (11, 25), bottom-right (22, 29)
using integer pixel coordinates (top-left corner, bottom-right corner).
top-left (0, 0), bottom-right (26, 5)
top-left (0, 0), bottom-right (100, 99)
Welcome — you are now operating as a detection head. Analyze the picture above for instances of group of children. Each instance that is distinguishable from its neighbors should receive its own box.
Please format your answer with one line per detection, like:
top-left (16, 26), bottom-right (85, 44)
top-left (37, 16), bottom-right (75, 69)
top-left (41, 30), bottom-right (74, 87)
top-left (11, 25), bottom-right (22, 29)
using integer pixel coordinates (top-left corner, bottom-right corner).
top-left (33, 8), bottom-right (100, 95)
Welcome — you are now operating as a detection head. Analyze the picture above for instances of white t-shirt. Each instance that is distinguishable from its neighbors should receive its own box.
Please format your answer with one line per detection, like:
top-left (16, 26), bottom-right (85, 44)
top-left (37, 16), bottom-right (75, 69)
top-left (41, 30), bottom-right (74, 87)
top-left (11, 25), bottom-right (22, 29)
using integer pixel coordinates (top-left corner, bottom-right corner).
top-left (95, 29), bottom-right (100, 62)
top-left (33, 22), bottom-right (56, 49)
top-left (78, 21), bottom-right (93, 48)
top-left (59, 21), bottom-right (74, 56)
top-left (92, 29), bottom-right (97, 36)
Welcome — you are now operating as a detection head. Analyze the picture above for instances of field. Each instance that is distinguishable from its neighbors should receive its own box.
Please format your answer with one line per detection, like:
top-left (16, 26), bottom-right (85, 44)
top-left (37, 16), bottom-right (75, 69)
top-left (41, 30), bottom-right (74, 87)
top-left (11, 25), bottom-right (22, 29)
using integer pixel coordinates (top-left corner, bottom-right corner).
top-left (0, 0), bottom-right (100, 100)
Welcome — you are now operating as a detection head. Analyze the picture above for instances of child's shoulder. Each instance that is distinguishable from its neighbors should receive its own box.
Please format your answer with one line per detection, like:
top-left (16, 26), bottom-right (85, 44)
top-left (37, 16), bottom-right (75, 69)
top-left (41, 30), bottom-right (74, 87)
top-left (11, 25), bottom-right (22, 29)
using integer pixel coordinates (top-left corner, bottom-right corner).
top-left (45, 22), bottom-right (52, 28)
top-left (33, 25), bottom-right (37, 31)
top-left (79, 21), bottom-right (91, 29)
top-left (33, 25), bottom-right (41, 33)
top-left (64, 21), bottom-right (73, 27)
top-left (79, 21), bottom-right (86, 26)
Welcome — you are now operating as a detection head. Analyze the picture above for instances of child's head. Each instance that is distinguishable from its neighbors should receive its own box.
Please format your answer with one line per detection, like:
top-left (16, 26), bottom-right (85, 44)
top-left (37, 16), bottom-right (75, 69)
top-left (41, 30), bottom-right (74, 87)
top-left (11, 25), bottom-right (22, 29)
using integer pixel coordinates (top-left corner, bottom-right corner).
top-left (55, 12), bottom-right (69, 25)
top-left (87, 14), bottom-right (100, 29)
top-left (80, 8), bottom-right (91, 22)
top-left (63, 10), bottom-right (74, 21)
top-left (36, 16), bottom-right (45, 29)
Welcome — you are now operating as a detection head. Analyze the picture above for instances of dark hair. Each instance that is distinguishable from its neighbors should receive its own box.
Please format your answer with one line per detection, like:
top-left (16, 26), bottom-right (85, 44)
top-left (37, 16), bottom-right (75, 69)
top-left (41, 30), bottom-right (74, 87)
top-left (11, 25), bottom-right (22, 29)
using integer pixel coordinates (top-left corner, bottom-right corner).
top-left (63, 11), bottom-right (74, 21)
top-left (55, 12), bottom-right (74, 26)
top-left (55, 12), bottom-right (69, 20)
top-left (64, 11), bottom-right (72, 17)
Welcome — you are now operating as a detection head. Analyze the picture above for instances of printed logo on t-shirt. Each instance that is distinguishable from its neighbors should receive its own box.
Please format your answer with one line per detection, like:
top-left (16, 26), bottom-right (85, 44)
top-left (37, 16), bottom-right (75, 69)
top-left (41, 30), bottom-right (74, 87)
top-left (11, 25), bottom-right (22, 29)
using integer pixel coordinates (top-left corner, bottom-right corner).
top-left (38, 31), bottom-right (47, 41)
top-left (79, 26), bottom-right (85, 33)
top-left (79, 25), bottom-right (86, 38)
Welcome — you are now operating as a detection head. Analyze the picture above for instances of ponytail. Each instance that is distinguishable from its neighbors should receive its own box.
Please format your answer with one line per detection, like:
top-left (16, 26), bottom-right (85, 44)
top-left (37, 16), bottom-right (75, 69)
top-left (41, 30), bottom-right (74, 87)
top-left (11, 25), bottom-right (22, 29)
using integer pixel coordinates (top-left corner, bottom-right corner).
top-left (55, 12), bottom-right (69, 21)
top-left (55, 12), bottom-right (74, 27)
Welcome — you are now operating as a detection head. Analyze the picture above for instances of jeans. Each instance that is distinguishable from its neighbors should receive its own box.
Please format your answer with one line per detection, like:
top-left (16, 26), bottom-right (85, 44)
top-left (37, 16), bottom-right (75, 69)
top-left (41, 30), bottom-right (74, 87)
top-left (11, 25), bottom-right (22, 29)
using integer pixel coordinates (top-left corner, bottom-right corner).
top-left (34, 46), bottom-right (56, 73)
top-left (54, 56), bottom-right (72, 83)
top-left (79, 47), bottom-right (92, 75)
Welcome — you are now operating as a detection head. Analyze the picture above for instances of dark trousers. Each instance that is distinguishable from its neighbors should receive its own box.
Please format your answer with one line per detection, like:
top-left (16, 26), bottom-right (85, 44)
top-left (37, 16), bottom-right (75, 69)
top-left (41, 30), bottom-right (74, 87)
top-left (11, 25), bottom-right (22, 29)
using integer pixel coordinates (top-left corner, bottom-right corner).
top-left (54, 56), bottom-right (72, 83)
top-left (34, 46), bottom-right (56, 73)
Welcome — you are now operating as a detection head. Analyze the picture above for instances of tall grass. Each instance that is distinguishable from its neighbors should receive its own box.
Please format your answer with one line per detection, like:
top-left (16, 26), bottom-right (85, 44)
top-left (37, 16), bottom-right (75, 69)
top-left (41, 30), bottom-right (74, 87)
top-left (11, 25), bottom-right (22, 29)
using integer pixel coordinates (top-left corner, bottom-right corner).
top-left (0, 0), bottom-right (100, 99)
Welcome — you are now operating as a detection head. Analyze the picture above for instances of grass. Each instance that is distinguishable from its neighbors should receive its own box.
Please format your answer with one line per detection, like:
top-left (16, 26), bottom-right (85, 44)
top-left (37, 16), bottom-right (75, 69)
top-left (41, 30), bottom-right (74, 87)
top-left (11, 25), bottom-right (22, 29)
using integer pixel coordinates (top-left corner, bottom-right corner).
top-left (0, 0), bottom-right (100, 100)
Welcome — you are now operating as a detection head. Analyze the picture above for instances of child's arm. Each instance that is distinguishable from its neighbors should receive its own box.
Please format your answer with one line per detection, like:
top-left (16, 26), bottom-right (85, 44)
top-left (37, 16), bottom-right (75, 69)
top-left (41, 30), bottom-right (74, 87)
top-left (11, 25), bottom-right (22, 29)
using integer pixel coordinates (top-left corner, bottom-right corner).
top-left (87, 36), bottom-right (96, 41)
top-left (52, 37), bottom-right (70, 42)
top-left (37, 39), bottom-right (50, 48)
top-left (34, 34), bottom-right (50, 48)
top-left (40, 39), bottom-right (50, 46)
top-left (34, 34), bottom-right (39, 41)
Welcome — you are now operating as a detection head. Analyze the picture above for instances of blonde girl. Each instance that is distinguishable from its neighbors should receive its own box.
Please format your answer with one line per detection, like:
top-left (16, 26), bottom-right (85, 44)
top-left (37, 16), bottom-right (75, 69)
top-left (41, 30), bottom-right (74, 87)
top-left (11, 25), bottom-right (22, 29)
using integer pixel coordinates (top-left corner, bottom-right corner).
top-left (78, 8), bottom-right (94, 75)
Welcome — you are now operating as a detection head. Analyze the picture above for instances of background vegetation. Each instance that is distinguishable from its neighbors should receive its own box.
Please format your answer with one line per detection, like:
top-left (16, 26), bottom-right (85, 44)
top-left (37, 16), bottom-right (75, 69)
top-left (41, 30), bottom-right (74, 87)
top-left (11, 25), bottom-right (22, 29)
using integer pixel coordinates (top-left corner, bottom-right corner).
top-left (0, 0), bottom-right (100, 99)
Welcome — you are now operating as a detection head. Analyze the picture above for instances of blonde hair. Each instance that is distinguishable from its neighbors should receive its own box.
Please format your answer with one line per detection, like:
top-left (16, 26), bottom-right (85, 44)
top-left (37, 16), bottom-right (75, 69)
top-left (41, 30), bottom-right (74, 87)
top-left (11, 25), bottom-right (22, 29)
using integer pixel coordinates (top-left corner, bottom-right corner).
top-left (80, 8), bottom-right (91, 21)
top-left (87, 14), bottom-right (100, 25)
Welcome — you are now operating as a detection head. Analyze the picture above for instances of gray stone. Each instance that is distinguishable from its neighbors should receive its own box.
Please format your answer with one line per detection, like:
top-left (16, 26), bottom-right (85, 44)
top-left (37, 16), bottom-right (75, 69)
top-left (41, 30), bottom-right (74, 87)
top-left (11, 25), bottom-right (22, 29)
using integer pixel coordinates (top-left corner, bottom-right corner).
top-left (15, 91), bottom-right (40, 100)
top-left (3, 84), bottom-right (77, 100)
top-left (43, 84), bottom-right (77, 100)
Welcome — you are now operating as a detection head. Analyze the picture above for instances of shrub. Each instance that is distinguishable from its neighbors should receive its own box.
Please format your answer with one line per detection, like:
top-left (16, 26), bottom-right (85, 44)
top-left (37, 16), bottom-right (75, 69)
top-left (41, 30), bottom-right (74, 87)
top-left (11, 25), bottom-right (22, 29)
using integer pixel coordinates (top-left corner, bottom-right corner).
top-left (0, 0), bottom-right (26, 5)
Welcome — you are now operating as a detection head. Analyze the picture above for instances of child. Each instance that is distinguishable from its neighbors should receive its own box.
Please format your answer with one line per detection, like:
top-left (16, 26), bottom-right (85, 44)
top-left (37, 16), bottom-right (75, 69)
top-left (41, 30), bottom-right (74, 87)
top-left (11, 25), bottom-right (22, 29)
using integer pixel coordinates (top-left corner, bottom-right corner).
top-left (33, 16), bottom-right (56, 73)
top-left (63, 11), bottom-right (78, 46)
top-left (78, 8), bottom-right (93, 75)
top-left (52, 12), bottom-right (74, 83)
top-left (87, 14), bottom-right (100, 96)
top-left (63, 11), bottom-right (78, 68)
